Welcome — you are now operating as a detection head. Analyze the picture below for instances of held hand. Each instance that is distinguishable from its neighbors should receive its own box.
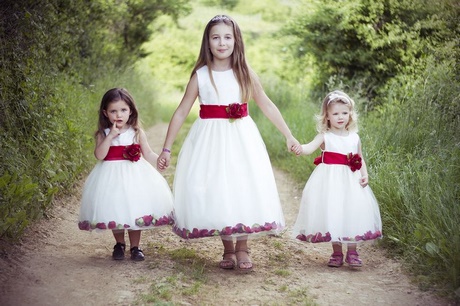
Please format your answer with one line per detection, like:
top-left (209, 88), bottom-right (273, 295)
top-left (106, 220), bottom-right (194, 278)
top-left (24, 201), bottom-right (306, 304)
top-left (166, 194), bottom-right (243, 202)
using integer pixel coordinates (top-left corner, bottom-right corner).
top-left (286, 137), bottom-right (301, 155)
top-left (359, 175), bottom-right (368, 188)
top-left (157, 152), bottom-right (171, 172)
top-left (291, 144), bottom-right (303, 156)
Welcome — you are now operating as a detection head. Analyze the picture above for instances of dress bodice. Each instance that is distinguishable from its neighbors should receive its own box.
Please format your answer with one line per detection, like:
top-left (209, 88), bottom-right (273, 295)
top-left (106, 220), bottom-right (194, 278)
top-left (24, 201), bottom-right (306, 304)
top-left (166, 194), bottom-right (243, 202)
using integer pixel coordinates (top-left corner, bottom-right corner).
top-left (324, 132), bottom-right (360, 155)
top-left (104, 126), bottom-right (137, 146)
top-left (196, 66), bottom-right (241, 105)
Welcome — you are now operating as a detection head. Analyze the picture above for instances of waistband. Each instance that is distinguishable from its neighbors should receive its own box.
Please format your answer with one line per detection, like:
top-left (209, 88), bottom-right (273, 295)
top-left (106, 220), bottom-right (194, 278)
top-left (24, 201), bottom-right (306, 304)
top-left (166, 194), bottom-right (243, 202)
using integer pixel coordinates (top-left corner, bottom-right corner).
top-left (104, 144), bottom-right (141, 162)
top-left (199, 103), bottom-right (248, 119)
top-left (313, 151), bottom-right (362, 172)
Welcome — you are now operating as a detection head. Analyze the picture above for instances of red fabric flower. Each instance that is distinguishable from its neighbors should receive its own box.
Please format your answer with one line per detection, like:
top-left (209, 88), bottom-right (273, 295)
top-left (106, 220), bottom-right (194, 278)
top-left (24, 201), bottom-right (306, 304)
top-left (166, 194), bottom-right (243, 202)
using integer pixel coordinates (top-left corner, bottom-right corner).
top-left (226, 103), bottom-right (244, 119)
top-left (123, 144), bottom-right (141, 162)
top-left (347, 153), bottom-right (362, 172)
top-left (313, 155), bottom-right (322, 165)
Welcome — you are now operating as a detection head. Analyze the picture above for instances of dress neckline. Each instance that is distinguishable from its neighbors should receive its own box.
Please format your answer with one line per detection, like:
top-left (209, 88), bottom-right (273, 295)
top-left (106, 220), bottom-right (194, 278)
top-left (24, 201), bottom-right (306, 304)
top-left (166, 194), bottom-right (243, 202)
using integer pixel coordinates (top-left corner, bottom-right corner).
top-left (212, 68), bottom-right (232, 73)
top-left (328, 131), bottom-right (350, 137)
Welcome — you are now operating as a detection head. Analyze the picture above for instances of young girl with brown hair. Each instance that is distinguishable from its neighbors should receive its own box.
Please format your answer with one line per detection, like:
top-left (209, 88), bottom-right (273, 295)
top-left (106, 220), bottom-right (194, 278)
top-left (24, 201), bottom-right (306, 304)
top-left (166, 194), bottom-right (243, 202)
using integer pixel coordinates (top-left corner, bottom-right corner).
top-left (79, 88), bottom-right (174, 261)
top-left (157, 15), bottom-right (299, 271)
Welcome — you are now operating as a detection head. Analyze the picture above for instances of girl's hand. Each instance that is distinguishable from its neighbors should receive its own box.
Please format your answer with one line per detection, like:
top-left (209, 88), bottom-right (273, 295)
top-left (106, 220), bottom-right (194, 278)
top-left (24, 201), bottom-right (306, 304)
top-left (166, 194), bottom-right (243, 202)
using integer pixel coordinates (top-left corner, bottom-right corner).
top-left (291, 144), bottom-right (303, 156)
top-left (359, 175), bottom-right (368, 188)
top-left (286, 136), bottom-right (300, 154)
top-left (157, 150), bottom-right (171, 172)
top-left (108, 120), bottom-right (120, 138)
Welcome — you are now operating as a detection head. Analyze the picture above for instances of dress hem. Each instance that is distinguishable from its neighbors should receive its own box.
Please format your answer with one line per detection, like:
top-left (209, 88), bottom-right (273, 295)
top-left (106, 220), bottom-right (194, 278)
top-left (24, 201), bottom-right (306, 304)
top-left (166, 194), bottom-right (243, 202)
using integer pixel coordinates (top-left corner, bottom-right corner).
top-left (78, 214), bottom-right (173, 231)
top-left (295, 230), bottom-right (382, 243)
top-left (172, 221), bottom-right (284, 240)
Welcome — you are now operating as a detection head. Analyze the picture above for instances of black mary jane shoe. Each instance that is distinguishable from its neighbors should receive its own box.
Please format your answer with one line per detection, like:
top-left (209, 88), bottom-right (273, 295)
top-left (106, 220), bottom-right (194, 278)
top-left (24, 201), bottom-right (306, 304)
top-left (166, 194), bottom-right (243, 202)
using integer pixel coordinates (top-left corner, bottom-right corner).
top-left (130, 247), bottom-right (145, 261)
top-left (112, 242), bottom-right (126, 260)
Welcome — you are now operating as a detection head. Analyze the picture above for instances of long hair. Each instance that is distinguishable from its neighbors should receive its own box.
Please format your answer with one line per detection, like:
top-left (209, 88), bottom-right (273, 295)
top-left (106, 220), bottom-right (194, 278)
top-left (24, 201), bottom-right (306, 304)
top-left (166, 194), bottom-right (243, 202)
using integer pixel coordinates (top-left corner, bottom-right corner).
top-left (316, 90), bottom-right (358, 133)
top-left (191, 15), bottom-right (254, 103)
top-left (95, 88), bottom-right (141, 141)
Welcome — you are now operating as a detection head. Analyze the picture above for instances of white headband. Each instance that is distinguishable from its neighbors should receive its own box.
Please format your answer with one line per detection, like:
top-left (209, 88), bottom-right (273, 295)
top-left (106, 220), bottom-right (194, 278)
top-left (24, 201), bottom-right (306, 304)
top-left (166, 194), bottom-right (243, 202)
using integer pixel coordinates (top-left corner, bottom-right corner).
top-left (210, 15), bottom-right (230, 22)
top-left (327, 93), bottom-right (351, 105)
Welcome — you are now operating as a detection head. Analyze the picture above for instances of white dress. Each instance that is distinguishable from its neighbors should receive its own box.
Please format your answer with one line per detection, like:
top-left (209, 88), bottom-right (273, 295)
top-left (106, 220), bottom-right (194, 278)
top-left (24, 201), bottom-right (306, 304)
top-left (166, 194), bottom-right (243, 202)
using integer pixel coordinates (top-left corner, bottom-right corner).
top-left (292, 132), bottom-right (382, 243)
top-left (172, 66), bottom-right (285, 239)
top-left (79, 127), bottom-right (174, 231)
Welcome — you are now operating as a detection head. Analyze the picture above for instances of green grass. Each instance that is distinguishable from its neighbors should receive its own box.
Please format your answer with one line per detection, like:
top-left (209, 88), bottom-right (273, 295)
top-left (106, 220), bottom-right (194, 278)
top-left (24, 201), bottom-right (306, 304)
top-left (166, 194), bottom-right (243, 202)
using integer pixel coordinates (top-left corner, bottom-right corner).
top-left (138, 243), bottom-right (208, 304)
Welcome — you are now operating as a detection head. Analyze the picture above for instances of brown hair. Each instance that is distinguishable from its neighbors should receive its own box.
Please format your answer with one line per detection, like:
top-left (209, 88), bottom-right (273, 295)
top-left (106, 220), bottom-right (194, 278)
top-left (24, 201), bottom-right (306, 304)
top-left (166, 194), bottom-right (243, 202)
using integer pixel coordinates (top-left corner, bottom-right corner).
top-left (95, 88), bottom-right (141, 141)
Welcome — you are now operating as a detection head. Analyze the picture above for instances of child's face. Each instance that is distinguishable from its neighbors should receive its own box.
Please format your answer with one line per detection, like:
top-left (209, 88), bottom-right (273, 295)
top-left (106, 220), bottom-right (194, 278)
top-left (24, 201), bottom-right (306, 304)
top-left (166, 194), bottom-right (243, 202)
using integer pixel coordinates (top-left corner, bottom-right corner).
top-left (208, 23), bottom-right (235, 61)
top-left (103, 99), bottom-right (132, 129)
top-left (327, 102), bottom-right (351, 131)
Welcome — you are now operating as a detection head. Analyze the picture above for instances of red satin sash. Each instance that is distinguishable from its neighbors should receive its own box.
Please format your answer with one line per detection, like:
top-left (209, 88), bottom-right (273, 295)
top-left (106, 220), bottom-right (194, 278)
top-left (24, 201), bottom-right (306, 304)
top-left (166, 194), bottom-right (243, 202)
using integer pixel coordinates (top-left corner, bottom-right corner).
top-left (104, 146), bottom-right (126, 161)
top-left (199, 103), bottom-right (248, 119)
top-left (104, 144), bottom-right (142, 161)
top-left (314, 151), bottom-right (362, 172)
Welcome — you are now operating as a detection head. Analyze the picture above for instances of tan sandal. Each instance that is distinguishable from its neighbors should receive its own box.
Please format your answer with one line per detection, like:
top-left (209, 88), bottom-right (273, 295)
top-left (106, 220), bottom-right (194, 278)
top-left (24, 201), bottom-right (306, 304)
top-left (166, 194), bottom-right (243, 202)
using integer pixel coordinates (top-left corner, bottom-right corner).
top-left (235, 248), bottom-right (253, 272)
top-left (219, 250), bottom-right (236, 269)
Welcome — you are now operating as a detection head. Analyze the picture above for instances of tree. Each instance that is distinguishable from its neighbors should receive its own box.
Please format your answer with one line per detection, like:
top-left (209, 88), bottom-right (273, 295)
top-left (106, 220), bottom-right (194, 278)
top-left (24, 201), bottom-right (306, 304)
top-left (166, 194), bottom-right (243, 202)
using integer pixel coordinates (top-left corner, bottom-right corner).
top-left (285, 0), bottom-right (459, 105)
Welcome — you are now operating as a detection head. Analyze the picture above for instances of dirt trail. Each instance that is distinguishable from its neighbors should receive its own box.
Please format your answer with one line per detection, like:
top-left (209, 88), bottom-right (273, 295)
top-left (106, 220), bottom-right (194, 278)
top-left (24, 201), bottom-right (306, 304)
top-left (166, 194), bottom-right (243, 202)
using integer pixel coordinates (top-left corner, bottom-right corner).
top-left (0, 123), bottom-right (449, 306)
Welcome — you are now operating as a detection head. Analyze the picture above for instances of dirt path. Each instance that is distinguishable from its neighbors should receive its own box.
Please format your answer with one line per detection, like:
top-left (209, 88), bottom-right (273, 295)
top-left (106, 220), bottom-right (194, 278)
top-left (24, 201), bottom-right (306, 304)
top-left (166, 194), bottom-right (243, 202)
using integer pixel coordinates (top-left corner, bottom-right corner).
top-left (0, 123), bottom-right (449, 306)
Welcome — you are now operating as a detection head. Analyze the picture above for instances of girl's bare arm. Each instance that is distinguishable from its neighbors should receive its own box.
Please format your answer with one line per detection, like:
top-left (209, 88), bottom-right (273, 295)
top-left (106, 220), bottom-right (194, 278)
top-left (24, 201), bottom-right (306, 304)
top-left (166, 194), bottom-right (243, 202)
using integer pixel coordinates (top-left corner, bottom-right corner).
top-left (157, 74), bottom-right (199, 171)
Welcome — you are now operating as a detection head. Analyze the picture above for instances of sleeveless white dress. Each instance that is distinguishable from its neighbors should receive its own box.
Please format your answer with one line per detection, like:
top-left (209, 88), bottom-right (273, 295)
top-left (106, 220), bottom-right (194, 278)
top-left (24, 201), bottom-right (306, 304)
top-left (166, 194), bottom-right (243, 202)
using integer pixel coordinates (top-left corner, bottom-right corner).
top-left (79, 127), bottom-right (174, 231)
top-left (292, 132), bottom-right (382, 244)
top-left (172, 66), bottom-right (285, 239)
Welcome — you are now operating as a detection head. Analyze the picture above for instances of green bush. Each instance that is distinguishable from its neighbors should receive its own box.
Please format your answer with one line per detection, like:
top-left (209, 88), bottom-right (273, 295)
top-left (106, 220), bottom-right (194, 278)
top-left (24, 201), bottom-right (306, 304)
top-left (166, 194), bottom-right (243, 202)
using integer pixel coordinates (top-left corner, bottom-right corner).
top-left (0, 0), bottom-right (191, 240)
top-left (284, 0), bottom-right (459, 107)
top-left (364, 53), bottom-right (460, 294)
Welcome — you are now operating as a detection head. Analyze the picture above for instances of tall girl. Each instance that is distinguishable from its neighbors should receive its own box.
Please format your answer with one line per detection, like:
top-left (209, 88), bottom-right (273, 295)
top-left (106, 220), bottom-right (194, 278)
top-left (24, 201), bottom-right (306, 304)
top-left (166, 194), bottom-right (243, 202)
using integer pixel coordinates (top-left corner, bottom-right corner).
top-left (79, 88), bottom-right (174, 261)
top-left (157, 15), bottom-right (299, 271)
top-left (291, 90), bottom-right (382, 267)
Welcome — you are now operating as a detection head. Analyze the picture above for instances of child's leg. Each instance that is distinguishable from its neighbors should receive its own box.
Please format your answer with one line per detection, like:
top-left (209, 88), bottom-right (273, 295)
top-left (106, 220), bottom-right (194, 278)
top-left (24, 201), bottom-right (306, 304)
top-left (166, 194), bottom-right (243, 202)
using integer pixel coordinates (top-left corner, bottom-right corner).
top-left (219, 236), bottom-right (236, 269)
top-left (345, 243), bottom-right (362, 267)
top-left (328, 242), bottom-right (344, 267)
top-left (128, 230), bottom-right (141, 247)
top-left (128, 230), bottom-right (145, 261)
top-left (332, 242), bottom-right (342, 254)
top-left (235, 236), bottom-right (253, 271)
top-left (347, 243), bottom-right (357, 253)
top-left (112, 229), bottom-right (126, 244)
top-left (112, 230), bottom-right (126, 260)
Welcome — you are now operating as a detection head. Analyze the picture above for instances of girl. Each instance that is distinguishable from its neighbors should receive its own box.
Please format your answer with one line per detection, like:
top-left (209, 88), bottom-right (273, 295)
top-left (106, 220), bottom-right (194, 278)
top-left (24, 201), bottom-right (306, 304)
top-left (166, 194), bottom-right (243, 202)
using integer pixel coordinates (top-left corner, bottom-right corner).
top-left (79, 88), bottom-right (174, 261)
top-left (291, 90), bottom-right (382, 267)
top-left (157, 15), bottom-right (299, 271)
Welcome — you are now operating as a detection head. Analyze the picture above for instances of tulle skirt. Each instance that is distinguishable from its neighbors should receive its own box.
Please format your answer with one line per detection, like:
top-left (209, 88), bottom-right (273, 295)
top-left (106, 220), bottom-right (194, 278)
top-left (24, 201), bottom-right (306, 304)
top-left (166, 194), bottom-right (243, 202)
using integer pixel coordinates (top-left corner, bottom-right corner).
top-left (172, 117), bottom-right (285, 240)
top-left (292, 164), bottom-right (382, 244)
top-left (79, 159), bottom-right (174, 231)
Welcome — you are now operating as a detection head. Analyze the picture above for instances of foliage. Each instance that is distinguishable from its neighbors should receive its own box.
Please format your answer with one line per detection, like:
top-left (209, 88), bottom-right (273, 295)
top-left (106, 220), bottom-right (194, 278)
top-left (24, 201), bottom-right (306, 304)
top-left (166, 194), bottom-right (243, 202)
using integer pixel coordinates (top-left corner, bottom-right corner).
top-left (284, 0), bottom-right (459, 107)
top-left (0, 0), bottom-right (191, 240)
top-left (363, 51), bottom-right (460, 294)
top-left (199, 0), bottom-right (239, 10)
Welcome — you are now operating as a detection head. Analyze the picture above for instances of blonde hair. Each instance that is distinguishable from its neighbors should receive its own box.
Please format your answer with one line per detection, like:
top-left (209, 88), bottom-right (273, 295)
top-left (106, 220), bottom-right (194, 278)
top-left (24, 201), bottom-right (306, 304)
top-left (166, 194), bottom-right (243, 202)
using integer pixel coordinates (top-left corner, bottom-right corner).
top-left (316, 90), bottom-right (358, 133)
top-left (191, 15), bottom-right (254, 103)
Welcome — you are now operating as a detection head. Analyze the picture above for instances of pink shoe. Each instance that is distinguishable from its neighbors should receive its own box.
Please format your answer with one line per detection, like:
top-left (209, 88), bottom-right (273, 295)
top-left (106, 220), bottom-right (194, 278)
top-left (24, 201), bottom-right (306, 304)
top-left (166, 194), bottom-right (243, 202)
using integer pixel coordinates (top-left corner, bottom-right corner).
top-left (345, 250), bottom-right (362, 267)
top-left (327, 252), bottom-right (344, 267)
